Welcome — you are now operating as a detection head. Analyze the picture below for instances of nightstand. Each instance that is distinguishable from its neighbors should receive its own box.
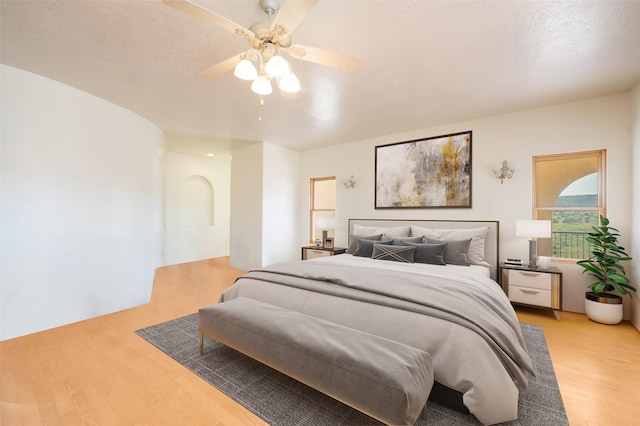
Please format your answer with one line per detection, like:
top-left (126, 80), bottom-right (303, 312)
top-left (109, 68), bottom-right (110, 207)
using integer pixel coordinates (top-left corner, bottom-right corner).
top-left (301, 246), bottom-right (347, 260)
top-left (499, 262), bottom-right (563, 320)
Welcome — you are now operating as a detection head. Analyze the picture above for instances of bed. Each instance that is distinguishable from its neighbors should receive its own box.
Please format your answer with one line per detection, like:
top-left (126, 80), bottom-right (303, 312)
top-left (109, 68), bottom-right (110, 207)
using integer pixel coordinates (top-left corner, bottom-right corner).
top-left (214, 219), bottom-right (534, 425)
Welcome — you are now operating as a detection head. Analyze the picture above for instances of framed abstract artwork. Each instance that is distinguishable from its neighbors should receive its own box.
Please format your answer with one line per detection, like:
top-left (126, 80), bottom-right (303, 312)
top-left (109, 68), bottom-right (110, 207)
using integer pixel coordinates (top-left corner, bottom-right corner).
top-left (375, 131), bottom-right (472, 209)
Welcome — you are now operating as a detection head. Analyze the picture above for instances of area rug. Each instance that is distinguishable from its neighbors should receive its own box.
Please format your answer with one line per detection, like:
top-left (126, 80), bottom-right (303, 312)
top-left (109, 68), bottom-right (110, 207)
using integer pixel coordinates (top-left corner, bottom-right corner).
top-left (136, 314), bottom-right (568, 425)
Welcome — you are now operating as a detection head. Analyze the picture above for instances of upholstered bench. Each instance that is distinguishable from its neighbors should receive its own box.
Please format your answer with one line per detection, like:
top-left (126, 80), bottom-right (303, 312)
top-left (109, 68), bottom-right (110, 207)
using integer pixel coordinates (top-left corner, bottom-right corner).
top-left (199, 297), bottom-right (434, 425)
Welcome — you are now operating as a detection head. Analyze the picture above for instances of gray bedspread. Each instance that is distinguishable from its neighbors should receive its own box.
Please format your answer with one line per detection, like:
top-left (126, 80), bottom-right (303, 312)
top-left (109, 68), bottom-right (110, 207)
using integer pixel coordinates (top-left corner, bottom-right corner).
top-left (220, 260), bottom-right (535, 425)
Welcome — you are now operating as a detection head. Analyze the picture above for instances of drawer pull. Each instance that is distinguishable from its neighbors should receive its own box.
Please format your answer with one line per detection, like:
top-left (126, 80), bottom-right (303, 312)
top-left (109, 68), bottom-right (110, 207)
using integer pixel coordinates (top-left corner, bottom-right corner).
top-left (520, 272), bottom-right (540, 277)
top-left (520, 289), bottom-right (540, 295)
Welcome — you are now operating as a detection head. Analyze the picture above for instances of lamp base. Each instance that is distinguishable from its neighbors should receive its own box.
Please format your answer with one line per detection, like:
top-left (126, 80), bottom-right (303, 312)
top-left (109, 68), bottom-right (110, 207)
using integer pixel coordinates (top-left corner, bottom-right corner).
top-left (528, 239), bottom-right (538, 268)
top-left (322, 230), bottom-right (328, 248)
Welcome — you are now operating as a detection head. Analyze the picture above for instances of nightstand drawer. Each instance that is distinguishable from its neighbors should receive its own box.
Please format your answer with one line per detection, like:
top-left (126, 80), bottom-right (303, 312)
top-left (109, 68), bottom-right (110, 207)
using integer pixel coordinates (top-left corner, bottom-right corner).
top-left (509, 285), bottom-right (552, 308)
top-left (507, 270), bottom-right (552, 291)
top-left (499, 262), bottom-right (563, 318)
top-left (304, 249), bottom-right (331, 259)
top-left (302, 246), bottom-right (347, 260)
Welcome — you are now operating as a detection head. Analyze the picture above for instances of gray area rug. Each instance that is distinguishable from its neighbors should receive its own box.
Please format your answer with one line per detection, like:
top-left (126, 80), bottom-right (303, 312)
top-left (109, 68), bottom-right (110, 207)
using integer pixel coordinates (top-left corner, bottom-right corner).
top-left (136, 314), bottom-right (568, 425)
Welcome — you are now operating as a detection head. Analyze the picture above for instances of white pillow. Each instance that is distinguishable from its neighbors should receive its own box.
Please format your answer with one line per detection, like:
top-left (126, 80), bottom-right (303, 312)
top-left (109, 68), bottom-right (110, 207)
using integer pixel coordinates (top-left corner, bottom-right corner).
top-left (410, 225), bottom-right (491, 267)
top-left (352, 224), bottom-right (411, 238)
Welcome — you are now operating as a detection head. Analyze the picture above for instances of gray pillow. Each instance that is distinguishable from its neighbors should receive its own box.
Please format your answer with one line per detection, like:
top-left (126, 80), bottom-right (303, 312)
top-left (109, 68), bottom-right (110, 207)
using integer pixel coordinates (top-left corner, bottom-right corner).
top-left (424, 237), bottom-right (471, 266)
top-left (354, 239), bottom-right (393, 257)
top-left (372, 243), bottom-right (416, 263)
top-left (347, 234), bottom-right (383, 254)
top-left (383, 235), bottom-right (424, 246)
top-left (402, 242), bottom-right (447, 265)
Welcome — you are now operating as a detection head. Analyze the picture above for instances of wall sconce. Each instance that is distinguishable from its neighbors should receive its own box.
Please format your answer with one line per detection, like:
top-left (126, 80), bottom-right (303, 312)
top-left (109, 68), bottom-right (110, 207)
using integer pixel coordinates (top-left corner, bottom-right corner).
top-left (516, 220), bottom-right (551, 268)
top-left (494, 160), bottom-right (515, 183)
top-left (343, 175), bottom-right (357, 189)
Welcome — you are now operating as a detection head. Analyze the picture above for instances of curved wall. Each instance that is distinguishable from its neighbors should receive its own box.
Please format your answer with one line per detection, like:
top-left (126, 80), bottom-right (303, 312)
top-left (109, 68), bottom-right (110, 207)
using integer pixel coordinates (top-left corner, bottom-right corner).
top-left (1, 65), bottom-right (164, 340)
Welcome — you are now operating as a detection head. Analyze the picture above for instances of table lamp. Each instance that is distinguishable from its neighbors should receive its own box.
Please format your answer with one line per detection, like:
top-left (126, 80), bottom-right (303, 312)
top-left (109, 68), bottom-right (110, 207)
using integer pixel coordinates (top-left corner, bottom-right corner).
top-left (314, 217), bottom-right (336, 248)
top-left (516, 220), bottom-right (551, 268)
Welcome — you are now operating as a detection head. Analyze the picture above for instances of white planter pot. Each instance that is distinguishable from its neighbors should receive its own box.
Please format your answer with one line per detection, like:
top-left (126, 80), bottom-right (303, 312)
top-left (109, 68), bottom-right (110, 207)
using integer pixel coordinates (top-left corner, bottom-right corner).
top-left (585, 292), bottom-right (623, 325)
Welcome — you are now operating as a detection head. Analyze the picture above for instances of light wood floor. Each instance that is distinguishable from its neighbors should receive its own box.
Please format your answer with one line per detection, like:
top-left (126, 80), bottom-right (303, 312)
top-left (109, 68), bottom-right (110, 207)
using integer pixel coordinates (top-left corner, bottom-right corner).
top-left (2, 258), bottom-right (639, 426)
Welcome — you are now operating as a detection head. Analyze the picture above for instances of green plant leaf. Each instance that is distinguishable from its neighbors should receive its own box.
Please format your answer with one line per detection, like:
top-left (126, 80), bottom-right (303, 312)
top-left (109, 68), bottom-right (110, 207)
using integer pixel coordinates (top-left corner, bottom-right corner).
top-left (577, 215), bottom-right (635, 297)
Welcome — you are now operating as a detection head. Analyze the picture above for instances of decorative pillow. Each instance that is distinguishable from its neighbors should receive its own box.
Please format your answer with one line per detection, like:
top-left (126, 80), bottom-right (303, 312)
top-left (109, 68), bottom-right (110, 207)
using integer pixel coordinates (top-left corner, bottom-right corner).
top-left (402, 242), bottom-right (447, 265)
top-left (354, 239), bottom-right (394, 258)
top-left (411, 226), bottom-right (490, 267)
top-left (424, 237), bottom-right (471, 266)
top-left (384, 235), bottom-right (424, 246)
top-left (346, 234), bottom-right (383, 254)
top-left (353, 224), bottom-right (411, 238)
top-left (371, 243), bottom-right (416, 263)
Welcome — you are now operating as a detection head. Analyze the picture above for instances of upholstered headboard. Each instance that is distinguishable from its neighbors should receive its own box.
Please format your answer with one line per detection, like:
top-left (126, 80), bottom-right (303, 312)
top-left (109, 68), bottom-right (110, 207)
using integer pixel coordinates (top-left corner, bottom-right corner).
top-left (348, 219), bottom-right (500, 281)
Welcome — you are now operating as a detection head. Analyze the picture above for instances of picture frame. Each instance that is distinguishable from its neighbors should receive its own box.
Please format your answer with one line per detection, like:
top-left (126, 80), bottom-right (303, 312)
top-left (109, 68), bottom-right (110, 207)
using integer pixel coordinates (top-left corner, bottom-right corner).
top-left (323, 238), bottom-right (334, 249)
top-left (375, 131), bottom-right (472, 209)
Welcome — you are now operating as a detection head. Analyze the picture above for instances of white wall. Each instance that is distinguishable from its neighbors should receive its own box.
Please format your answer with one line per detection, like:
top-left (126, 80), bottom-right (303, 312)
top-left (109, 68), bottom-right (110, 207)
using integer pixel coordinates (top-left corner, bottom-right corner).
top-left (229, 142), bottom-right (300, 270)
top-left (230, 143), bottom-right (263, 271)
top-left (299, 94), bottom-right (633, 316)
top-left (0, 65), bottom-right (164, 340)
top-left (262, 143), bottom-right (300, 266)
top-left (631, 82), bottom-right (640, 330)
top-left (163, 152), bottom-right (230, 265)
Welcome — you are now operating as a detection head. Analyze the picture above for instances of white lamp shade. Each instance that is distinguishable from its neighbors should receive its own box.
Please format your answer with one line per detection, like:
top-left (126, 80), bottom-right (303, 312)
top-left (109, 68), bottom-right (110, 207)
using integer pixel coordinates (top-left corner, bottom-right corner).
top-left (516, 220), bottom-right (551, 238)
top-left (251, 75), bottom-right (273, 95)
top-left (264, 55), bottom-right (290, 78)
top-left (233, 59), bottom-right (257, 81)
top-left (278, 72), bottom-right (301, 93)
top-left (314, 217), bottom-right (336, 230)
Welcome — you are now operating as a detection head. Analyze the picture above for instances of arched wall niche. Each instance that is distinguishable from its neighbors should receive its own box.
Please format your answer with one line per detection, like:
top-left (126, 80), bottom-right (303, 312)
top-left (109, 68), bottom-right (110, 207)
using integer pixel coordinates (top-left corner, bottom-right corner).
top-left (180, 175), bottom-right (214, 226)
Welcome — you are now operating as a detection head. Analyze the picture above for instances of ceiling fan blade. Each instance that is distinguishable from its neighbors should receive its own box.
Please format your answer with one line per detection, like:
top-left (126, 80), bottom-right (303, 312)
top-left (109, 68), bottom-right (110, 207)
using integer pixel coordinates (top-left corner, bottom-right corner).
top-left (271, 0), bottom-right (318, 36)
top-left (198, 54), bottom-right (240, 79)
top-left (289, 44), bottom-right (361, 72)
top-left (163, 0), bottom-right (260, 47)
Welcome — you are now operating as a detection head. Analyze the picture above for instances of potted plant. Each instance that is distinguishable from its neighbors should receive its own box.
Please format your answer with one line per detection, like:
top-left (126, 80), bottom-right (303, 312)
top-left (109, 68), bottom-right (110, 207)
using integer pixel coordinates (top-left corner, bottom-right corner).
top-left (577, 215), bottom-right (636, 324)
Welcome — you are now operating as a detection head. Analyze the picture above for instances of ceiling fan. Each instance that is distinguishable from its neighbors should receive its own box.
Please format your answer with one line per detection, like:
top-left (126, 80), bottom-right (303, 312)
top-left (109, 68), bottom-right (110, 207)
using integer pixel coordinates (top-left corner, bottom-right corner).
top-left (163, 0), bottom-right (361, 96)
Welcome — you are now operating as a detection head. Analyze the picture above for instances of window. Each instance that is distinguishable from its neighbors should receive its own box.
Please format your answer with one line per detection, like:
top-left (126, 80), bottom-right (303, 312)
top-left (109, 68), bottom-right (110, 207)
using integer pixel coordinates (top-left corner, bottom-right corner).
top-left (533, 150), bottom-right (606, 260)
top-left (309, 177), bottom-right (336, 243)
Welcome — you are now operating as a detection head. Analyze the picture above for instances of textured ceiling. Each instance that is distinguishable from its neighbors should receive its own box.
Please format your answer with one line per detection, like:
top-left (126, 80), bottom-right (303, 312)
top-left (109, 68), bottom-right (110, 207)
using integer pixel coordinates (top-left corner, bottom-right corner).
top-left (2, 0), bottom-right (640, 155)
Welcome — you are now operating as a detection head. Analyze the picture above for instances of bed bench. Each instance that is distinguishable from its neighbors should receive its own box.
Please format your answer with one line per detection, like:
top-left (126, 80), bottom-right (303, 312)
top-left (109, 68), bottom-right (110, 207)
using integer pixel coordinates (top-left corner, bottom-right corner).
top-left (199, 297), bottom-right (434, 425)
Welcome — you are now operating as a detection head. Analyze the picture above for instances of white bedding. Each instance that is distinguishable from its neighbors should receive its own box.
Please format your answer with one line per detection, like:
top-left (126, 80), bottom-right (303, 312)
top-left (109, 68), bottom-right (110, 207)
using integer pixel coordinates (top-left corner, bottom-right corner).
top-left (222, 253), bottom-right (533, 425)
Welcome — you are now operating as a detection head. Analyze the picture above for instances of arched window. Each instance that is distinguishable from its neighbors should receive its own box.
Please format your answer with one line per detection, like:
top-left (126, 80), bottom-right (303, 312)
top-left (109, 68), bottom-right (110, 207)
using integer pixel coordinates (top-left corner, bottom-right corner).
top-left (533, 150), bottom-right (606, 260)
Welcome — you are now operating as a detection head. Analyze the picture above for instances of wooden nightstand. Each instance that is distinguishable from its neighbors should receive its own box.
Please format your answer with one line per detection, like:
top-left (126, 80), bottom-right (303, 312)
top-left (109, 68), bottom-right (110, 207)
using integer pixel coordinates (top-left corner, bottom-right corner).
top-left (499, 262), bottom-right (563, 320)
top-left (301, 246), bottom-right (347, 260)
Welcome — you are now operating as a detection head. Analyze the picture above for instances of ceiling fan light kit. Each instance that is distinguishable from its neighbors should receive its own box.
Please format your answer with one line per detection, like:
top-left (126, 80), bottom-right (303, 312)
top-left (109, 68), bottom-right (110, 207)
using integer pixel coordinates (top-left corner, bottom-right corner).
top-left (233, 58), bottom-right (258, 81)
top-left (279, 72), bottom-right (300, 93)
top-left (234, 47), bottom-right (299, 95)
top-left (264, 54), bottom-right (290, 78)
top-left (251, 75), bottom-right (273, 96)
top-left (163, 0), bottom-right (360, 108)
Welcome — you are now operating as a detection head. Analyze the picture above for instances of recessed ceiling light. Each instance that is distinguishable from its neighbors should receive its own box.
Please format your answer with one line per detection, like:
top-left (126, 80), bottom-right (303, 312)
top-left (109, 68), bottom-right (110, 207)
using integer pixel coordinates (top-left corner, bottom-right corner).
top-left (206, 153), bottom-right (215, 157)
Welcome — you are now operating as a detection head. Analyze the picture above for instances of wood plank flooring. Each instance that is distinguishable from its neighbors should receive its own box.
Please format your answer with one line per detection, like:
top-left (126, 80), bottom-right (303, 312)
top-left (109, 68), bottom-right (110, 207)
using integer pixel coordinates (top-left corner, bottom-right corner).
top-left (2, 257), bottom-right (639, 425)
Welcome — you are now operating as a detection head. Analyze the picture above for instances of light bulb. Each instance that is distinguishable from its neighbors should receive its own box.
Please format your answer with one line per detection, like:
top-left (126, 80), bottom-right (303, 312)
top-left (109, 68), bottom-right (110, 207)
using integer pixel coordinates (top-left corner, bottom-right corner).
top-left (251, 75), bottom-right (273, 95)
top-left (279, 73), bottom-right (300, 93)
top-left (265, 55), bottom-right (290, 78)
top-left (234, 59), bottom-right (257, 80)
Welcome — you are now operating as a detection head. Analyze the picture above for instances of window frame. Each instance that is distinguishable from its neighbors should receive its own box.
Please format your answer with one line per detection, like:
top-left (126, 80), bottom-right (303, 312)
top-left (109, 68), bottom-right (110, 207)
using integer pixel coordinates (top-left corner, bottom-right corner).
top-left (309, 176), bottom-right (336, 243)
top-left (532, 149), bottom-right (606, 262)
